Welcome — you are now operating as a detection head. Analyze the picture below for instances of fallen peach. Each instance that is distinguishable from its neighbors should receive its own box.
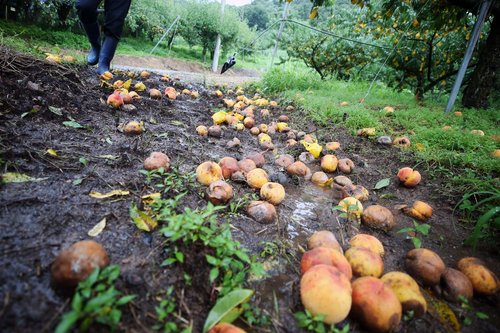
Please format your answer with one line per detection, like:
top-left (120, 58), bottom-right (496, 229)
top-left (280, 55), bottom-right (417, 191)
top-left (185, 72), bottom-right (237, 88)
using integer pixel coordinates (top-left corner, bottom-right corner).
top-left (144, 152), bottom-right (170, 171)
top-left (123, 121), bottom-right (144, 135)
top-left (206, 180), bottom-right (233, 205)
top-left (250, 127), bottom-right (260, 135)
top-left (246, 168), bottom-right (269, 189)
top-left (278, 115), bottom-right (289, 122)
top-left (260, 182), bottom-right (285, 205)
top-left (405, 248), bottom-right (445, 286)
top-left (286, 161), bottom-right (312, 179)
top-left (349, 234), bottom-right (384, 256)
top-left (275, 154), bottom-right (294, 168)
top-left (196, 125), bottom-right (208, 136)
top-left (325, 142), bottom-right (341, 151)
top-left (164, 87), bottom-right (177, 100)
top-left (149, 88), bottom-right (162, 99)
top-left (397, 167), bottom-right (421, 187)
top-left (440, 267), bottom-right (473, 302)
top-left (208, 323), bottom-right (246, 333)
top-left (361, 205), bottom-right (396, 232)
top-left (107, 91), bottom-right (124, 109)
top-left (457, 257), bottom-right (499, 295)
top-left (208, 125), bottom-right (222, 138)
top-left (238, 159), bottom-right (257, 174)
top-left (338, 158), bottom-right (354, 174)
top-left (381, 271), bottom-right (427, 317)
top-left (245, 152), bottom-right (266, 168)
top-left (51, 240), bottom-right (109, 288)
top-left (308, 230), bottom-right (343, 253)
top-left (340, 184), bottom-right (369, 202)
top-left (321, 155), bottom-right (338, 173)
top-left (300, 265), bottom-right (352, 324)
top-left (345, 247), bottom-right (384, 278)
top-left (338, 197), bottom-right (363, 219)
top-left (247, 200), bottom-right (277, 224)
top-left (196, 161), bottom-right (223, 185)
top-left (351, 276), bottom-right (401, 332)
top-left (311, 172), bottom-right (331, 187)
top-left (258, 124), bottom-right (268, 133)
top-left (300, 247), bottom-right (352, 279)
top-left (402, 201), bottom-right (432, 221)
top-left (393, 136), bottom-right (411, 148)
top-left (140, 70), bottom-right (150, 79)
top-left (243, 117), bottom-right (255, 129)
top-left (219, 157), bottom-right (240, 179)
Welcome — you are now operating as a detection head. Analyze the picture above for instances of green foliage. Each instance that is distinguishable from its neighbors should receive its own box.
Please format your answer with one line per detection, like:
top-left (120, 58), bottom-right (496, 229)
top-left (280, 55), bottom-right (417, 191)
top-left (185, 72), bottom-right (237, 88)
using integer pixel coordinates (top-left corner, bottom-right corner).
top-left (294, 310), bottom-right (350, 333)
top-left (398, 221), bottom-right (431, 249)
top-left (153, 286), bottom-right (191, 333)
top-left (228, 192), bottom-right (259, 214)
top-left (139, 166), bottom-right (197, 195)
top-left (55, 265), bottom-right (136, 333)
top-left (456, 180), bottom-right (500, 248)
top-left (259, 65), bottom-right (322, 93)
top-left (457, 295), bottom-right (490, 327)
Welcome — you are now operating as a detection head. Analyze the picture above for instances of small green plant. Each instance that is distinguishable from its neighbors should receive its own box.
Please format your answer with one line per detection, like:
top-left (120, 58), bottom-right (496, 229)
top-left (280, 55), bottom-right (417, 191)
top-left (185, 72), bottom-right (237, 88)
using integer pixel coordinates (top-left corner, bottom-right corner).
top-left (153, 286), bottom-right (192, 333)
top-left (140, 166), bottom-right (197, 195)
top-left (294, 310), bottom-right (350, 333)
top-left (55, 265), bottom-right (136, 333)
top-left (398, 220), bottom-right (431, 248)
top-left (457, 295), bottom-right (490, 327)
top-left (241, 302), bottom-right (271, 327)
top-left (228, 192), bottom-right (258, 214)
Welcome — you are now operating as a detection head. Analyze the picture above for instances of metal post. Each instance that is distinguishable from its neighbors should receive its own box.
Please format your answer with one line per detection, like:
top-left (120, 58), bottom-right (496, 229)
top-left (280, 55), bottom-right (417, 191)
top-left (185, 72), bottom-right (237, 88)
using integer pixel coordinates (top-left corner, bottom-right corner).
top-left (150, 15), bottom-right (180, 54)
top-left (444, 0), bottom-right (491, 113)
top-left (212, 0), bottom-right (226, 73)
top-left (269, 1), bottom-right (290, 70)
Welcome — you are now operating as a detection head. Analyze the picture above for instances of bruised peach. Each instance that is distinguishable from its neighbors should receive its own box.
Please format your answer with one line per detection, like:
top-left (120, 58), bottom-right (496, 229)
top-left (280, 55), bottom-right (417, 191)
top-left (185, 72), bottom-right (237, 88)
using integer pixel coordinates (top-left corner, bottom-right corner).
top-left (345, 247), bottom-right (384, 278)
top-left (338, 158), bottom-right (354, 174)
top-left (149, 88), bottom-right (162, 99)
top-left (402, 201), bottom-right (433, 221)
top-left (144, 152), bottom-right (170, 171)
top-left (349, 234), bottom-right (384, 256)
top-left (440, 267), bottom-right (473, 302)
top-left (381, 271), bottom-right (427, 317)
top-left (286, 161), bottom-right (312, 179)
top-left (243, 117), bottom-right (255, 129)
top-left (164, 87), bottom-right (177, 100)
top-left (107, 91), bottom-right (124, 109)
top-left (278, 115), bottom-right (289, 122)
top-left (325, 142), bottom-right (341, 151)
top-left (393, 136), bottom-right (411, 148)
top-left (123, 121), bottom-right (144, 135)
top-left (405, 248), bottom-right (445, 286)
top-left (238, 159), bottom-right (257, 174)
top-left (361, 205), bottom-right (396, 232)
top-left (247, 200), bottom-right (277, 224)
top-left (300, 265), bottom-right (352, 324)
top-left (208, 125), bottom-right (222, 138)
top-left (260, 182), bottom-right (285, 205)
top-left (340, 184), bottom-right (369, 202)
top-left (308, 230), bottom-right (343, 253)
top-left (458, 257), bottom-right (499, 295)
top-left (245, 152), bottom-right (265, 168)
top-left (258, 124), bottom-right (268, 133)
top-left (246, 168), bottom-right (269, 189)
top-left (250, 127), bottom-right (260, 135)
top-left (321, 155), bottom-right (338, 173)
top-left (311, 172), bottom-right (331, 187)
top-left (275, 154), bottom-right (294, 168)
top-left (51, 240), bottom-right (109, 288)
top-left (196, 125), bottom-right (208, 136)
top-left (219, 157), bottom-right (240, 179)
top-left (397, 167), bottom-right (421, 187)
top-left (140, 70), bottom-right (151, 79)
top-left (196, 161), bottom-right (223, 185)
top-left (351, 277), bottom-right (402, 333)
top-left (206, 180), bottom-right (233, 205)
top-left (300, 247), bottom-right (352, 279)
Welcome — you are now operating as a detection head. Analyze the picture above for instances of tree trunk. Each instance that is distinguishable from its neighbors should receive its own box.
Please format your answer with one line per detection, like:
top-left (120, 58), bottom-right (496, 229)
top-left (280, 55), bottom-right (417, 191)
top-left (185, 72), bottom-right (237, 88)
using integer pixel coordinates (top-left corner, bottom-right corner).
top-left (202, 46), bottom-right (207, 63)
top-left (462, 14), bottom-right (500, 108)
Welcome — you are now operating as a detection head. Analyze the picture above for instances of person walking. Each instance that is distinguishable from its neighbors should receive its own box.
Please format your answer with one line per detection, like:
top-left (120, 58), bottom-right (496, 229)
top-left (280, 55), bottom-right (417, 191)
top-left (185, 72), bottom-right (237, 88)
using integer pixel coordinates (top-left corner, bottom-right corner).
top-left (76, 0), bottom-right (131, 74)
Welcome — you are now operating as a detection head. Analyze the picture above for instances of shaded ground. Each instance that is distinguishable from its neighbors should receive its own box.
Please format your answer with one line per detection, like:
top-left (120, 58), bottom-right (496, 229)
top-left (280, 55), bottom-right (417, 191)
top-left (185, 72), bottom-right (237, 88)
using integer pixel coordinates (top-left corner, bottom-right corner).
top-left (0, 47), bottom-right (499, 333)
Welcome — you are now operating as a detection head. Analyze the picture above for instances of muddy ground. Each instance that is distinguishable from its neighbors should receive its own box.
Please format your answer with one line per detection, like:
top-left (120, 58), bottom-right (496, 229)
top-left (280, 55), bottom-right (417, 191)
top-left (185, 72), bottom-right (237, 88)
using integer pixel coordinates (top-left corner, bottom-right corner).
top-left (0, 47), bottom-right (499, 333)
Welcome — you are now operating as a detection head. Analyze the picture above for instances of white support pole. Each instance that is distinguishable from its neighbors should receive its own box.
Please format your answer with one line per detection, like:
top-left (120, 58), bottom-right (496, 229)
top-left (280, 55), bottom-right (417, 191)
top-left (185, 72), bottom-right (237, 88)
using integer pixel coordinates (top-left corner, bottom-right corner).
top-left (150, 15), bottom-right (180, 54)
top-left (212, 0), bottom-right (226, 73)
top-left (269, 1), bottom-right (290, 70)
top-left (444, 0), bottom-right (491, 113)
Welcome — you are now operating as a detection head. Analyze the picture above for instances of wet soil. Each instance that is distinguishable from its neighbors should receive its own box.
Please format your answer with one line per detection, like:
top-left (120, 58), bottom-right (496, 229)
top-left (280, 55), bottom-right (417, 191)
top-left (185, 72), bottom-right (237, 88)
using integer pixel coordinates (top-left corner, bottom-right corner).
top-left (0, 47), bottom-right (499, 333)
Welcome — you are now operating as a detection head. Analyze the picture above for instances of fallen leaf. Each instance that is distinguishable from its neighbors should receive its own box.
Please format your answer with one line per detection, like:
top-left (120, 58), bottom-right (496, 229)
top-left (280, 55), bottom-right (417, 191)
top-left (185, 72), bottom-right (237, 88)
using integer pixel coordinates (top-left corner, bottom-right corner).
top-left (373, 178), bottom-right (390, 190)
top-left (1, 172), bottom-right (48, 184)
top-left (203, 289), bottom-right (254, 333)
top-left (63, 120), bottom-right (85, 129)
top-left (123, 79), bottom-right (132, 90)
top-left (88, 218), bottom-right (106, 237)
top-left (48, 106), bottom-right (63, 116)
top-left (46, 149), bottom-right (58, 157)
top-left (141, 192), bottom-right (161, 205)
top-left (129, 202), bottom-right (157, 232)
top-left (300, 140), bottom-right (323, 158)
top-left (89, 190), bottom-right (130, 199)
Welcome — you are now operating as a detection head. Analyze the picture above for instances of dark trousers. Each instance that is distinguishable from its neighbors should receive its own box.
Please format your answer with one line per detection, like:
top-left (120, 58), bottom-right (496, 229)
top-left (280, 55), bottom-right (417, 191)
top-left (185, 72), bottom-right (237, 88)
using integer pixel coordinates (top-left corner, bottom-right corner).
top-left (76, 0), bottom-right (131, 40)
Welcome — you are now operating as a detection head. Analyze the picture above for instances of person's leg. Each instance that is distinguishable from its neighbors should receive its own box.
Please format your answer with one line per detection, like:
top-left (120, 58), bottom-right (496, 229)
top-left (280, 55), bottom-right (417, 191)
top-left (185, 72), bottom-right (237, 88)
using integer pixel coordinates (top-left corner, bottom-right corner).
top-left (76, 0), bottom-right (102, 66)
top-left (97, 0), bottom-right (131, 74)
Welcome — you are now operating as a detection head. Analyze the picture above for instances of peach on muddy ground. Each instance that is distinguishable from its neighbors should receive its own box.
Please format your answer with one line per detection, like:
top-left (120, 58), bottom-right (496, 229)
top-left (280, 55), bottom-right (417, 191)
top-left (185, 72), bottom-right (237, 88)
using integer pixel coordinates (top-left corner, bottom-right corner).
top-left (349, 234), bottom-right (384, 256)
top-left (440, 267), bottom-right (473, 302)
top-left (196, 161), bottom-right (223, 185)
top-left (405, 248), bottom-right (445, 286)
top-left (246, 168), bottom-right (269, 189)
top-left (144, 152), bottom-right (170, 171)
top-left (381, 271), bottom-right (427, 317)
top-left (458, 257), bottom-right (499, 295)
top-left (219, 157), bottom-right (240, 179)
top-left (300, 247), bottom-right (352, 279)
top-left (260, 182), bottom-right (285, 205)
top-left (345, 247), bottom-right (384, 278)
top-left (246, 201), bottom-right (277, 224)
top-left (351, 276), bottom-right (402, 333)
top-left (206, 180), bottom-right (233, 205)
top-left (245, 152), bottom-right (266, 168)
top-left (300, 264), bottom-right (352, 324)
top-left (338, 158), bottom-right (354, 174)
top-left (308, 230), bottom-right (343, 253)
top-left (321, 155), bottom-right (338, 173)
top-left (361, 205), bottom-right (396, 232)
top-left (237, 159), bottom-right (257, 174)
top-left (397, 167), bottom-right (421, 187)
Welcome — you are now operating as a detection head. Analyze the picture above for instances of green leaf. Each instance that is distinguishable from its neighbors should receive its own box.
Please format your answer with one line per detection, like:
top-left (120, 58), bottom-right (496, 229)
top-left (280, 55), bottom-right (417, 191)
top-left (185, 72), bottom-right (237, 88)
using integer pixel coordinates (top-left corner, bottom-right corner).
top-left (203, 289), bottom-right (254, 333)
top-left (397, 227), bottom-right (414, 234)
top-left (476, 312), bottom-right (489, 320)
top-left (71, 292), bottom-right (83, 311)
top-left (63, 120), bottom-right (85, 129)
top-left (414, 223), bottom-right (431, 236)
top-left (209, 267), bottom-right (219, 283)
top-left (72, 178), bottom-right (83, 186)
top-left (373, 178), bottom-right (391, 190)
top-left (412, 237), bottom-right (422, 248)
top-left (54, 311), bottom-right (80, 333)
top-left (116, 294), bottom-right (136, 305)
top-left (79, 157), bottom-right (88, 166)
top-left (175, 251), bottom-right (184, 263)
top-left (49, 106), bottom-right (63, 116)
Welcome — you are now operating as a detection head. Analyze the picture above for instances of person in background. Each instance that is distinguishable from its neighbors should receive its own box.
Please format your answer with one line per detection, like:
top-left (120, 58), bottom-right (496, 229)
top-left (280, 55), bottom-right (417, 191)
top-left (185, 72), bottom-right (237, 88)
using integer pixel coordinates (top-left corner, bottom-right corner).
top-left (76, 0), bottom-right (131, 75)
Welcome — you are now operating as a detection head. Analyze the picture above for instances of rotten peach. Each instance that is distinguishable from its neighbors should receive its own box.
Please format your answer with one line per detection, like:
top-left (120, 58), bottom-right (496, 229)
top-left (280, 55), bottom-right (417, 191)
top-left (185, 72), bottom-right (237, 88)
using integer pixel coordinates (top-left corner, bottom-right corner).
top-left (196, 161), bottom-right (223, 185)
top-left (206, 180), bottom-right (233, 205)
top-left (457, 257), bottom-right (499, 295)
top-left (260, 182), bottom-right (285, 205)
top-left (144, 152), bottom-right (170, 171)
top-left (349, 234), bottom-right (384, 256)
top-left (397, 167), bottom-right (421, 187)
top-left (321, 155), bottom-right (338, 173)
top-left (308, 230), bottom-right (343, 253)
top-left (246, 168), bottom-right (269, 189)
top-left (245, 152), bottom-right (266, 168)
top-left (219, 157), bottom-right (240, 179)
top-left (107, 91), bottom-right (124, 109)
top-left (286, 161), bottom-right (312, 179)
top-left (237, 159), bottom-right (257, 174)
top-left (381, 271), bottom-right (427, 317)
top-left (361, 205), bottom-right (396, 232)
top-left (196, 125), bottom-right (208, 136)
top-left (247, 200), bottom-right (277, 224)
top-left (440, 267), bottom-right (473, 302)
top-left (338, 158), bottom-right (354, 174)
top-left (405, 248), bottom-right (445, 286)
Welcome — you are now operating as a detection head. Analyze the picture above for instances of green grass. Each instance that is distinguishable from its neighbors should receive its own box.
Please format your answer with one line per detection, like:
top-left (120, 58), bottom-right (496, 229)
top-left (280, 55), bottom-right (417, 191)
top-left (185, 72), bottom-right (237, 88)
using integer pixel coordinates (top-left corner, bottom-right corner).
top-left (259, 66), bottom-right (500, 177)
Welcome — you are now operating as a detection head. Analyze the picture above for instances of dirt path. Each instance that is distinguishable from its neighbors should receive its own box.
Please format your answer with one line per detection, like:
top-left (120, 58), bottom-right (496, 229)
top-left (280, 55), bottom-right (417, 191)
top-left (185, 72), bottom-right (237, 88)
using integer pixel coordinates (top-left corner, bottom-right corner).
top-left (113, 55), bottom-right (261, 87)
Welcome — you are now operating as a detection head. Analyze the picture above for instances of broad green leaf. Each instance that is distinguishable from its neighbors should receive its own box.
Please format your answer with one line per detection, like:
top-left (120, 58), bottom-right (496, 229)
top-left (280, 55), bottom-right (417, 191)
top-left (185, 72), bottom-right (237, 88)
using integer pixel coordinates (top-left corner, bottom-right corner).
top-left (63, 120), bottom-right (85, 129)
top-left (48, 106), bottom-right (63, 116)
top-left (89, 190), bottom-right (129, 199)
top-left (203, 289), bottom-right (253, 333)
top-left (1, 172), bottom-right (48, 183)
top-left (129, 202), bottom-right (158, 232)
top-left (373, 178), bottom-right (390, 190)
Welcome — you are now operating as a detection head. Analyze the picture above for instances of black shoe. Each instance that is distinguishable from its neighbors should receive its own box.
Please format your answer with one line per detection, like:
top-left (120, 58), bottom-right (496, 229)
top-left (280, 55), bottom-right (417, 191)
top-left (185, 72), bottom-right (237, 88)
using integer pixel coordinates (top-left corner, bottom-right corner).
top-left (97, 36), bottom-right (119, 75)
top-left (81, 22), bottom-right (101, 66)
